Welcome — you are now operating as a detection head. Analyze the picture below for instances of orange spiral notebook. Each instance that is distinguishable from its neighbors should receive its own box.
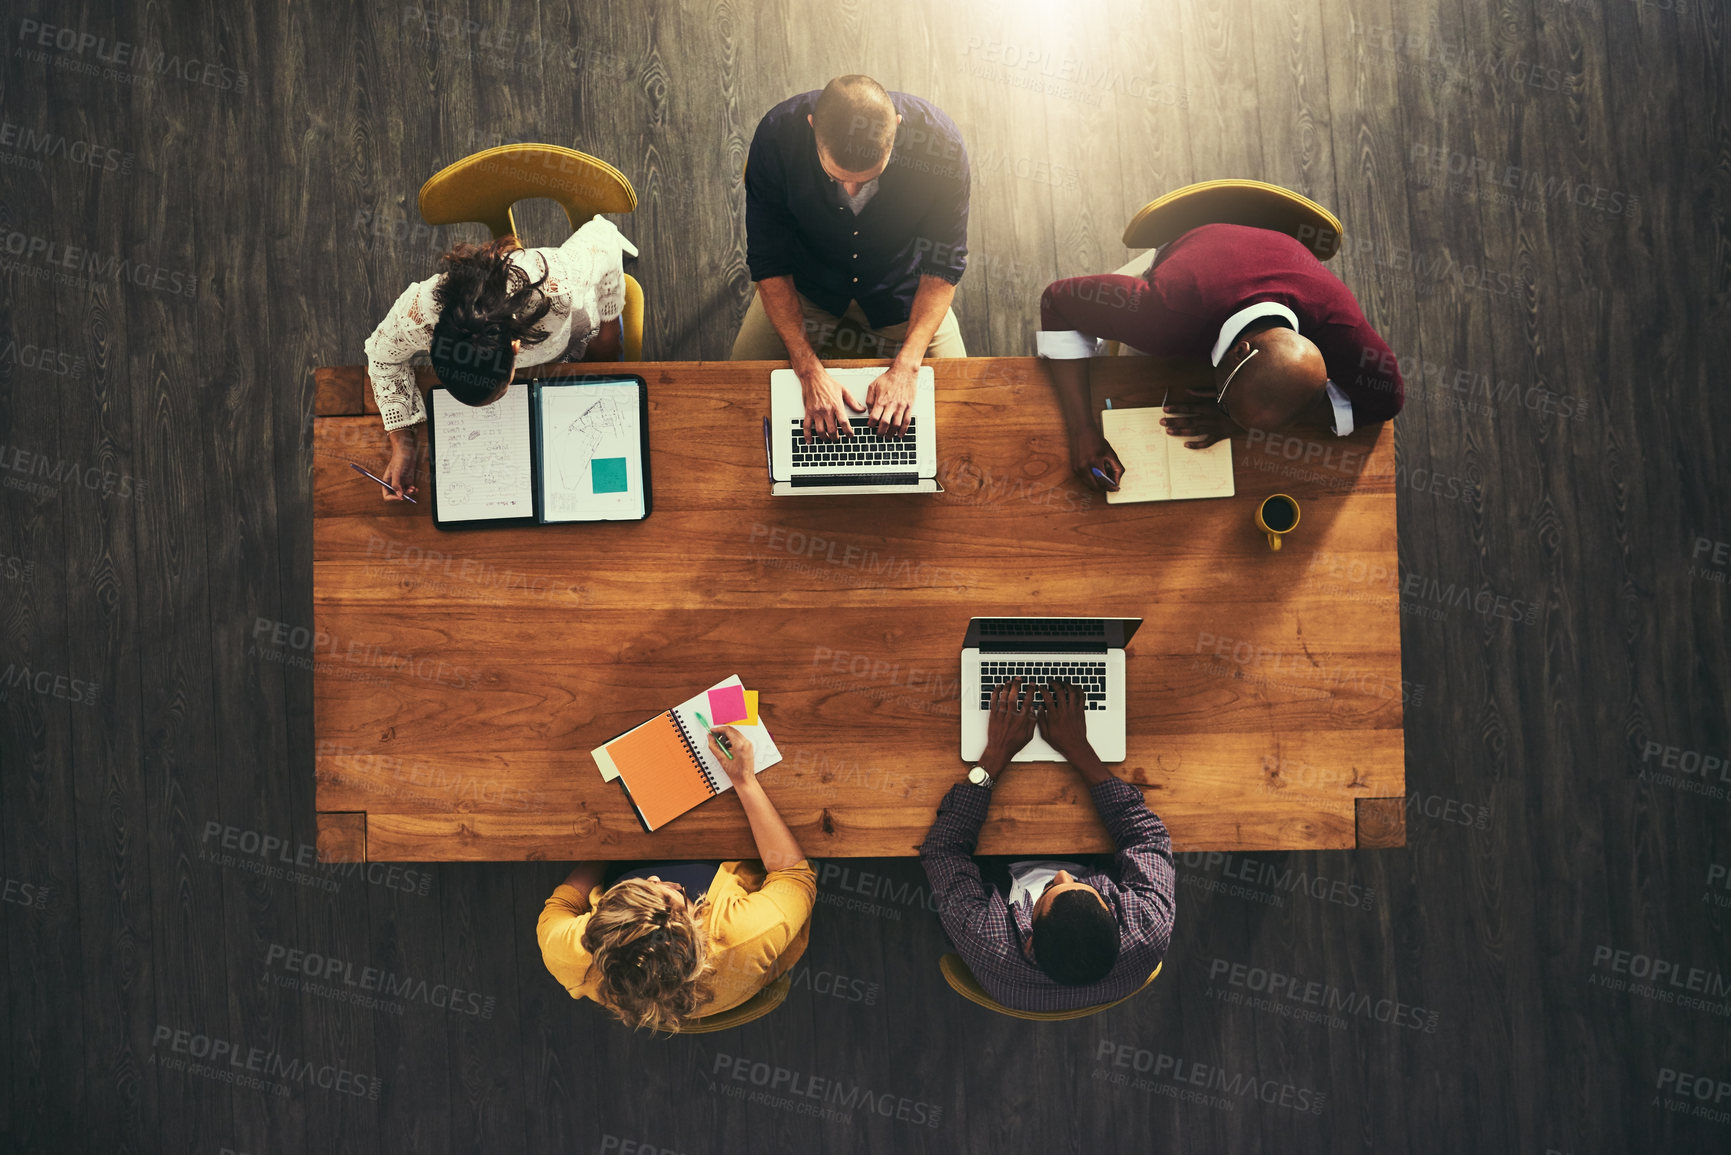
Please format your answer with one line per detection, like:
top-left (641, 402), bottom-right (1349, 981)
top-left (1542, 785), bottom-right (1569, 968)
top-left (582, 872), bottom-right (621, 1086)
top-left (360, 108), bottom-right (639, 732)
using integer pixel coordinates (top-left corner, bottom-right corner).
top-left (590, 676), bottom-right (782, 832)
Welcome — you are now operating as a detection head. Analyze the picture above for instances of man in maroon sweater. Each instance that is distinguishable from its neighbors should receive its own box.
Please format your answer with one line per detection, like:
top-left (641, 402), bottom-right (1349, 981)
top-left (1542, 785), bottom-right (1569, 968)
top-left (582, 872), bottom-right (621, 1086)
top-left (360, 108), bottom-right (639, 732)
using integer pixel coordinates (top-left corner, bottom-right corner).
top-left (1037, 223), bottom-right (1404, 491)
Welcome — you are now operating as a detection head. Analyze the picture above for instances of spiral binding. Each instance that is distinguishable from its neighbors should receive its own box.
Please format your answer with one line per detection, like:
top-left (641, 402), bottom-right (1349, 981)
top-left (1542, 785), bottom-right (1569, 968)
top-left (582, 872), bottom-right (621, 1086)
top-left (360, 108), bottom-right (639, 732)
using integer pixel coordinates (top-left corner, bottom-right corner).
top-left (668, 712), bottom-right (722, 796)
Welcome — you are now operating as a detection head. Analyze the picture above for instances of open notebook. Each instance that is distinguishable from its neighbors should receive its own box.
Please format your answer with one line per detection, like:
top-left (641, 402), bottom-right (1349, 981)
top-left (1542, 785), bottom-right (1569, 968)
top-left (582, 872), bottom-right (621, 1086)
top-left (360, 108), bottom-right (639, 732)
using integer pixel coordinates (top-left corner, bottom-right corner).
top-left (428, 374), bottom-right (651, 528)
top-left (1102, 405), bottom-right (1235, 503)
top-left (590, 676), bottom-right (782, 832)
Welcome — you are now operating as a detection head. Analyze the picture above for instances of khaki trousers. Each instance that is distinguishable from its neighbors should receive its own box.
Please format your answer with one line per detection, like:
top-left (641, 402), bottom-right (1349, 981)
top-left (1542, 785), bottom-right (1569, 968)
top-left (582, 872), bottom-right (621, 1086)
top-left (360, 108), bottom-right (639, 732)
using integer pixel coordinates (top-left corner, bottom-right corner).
top-left (729, 287), bottom-right (967, 361)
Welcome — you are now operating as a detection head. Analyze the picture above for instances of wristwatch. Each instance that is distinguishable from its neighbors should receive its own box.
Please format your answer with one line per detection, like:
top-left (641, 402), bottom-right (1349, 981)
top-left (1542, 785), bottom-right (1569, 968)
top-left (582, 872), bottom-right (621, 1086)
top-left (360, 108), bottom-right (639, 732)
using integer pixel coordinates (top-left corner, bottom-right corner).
top-left (967, 765), bottom-right (995, 788)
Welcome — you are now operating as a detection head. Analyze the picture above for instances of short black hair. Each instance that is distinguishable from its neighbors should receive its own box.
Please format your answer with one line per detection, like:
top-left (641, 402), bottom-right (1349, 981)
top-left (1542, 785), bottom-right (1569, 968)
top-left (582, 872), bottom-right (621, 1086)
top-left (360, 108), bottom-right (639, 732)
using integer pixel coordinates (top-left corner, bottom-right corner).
top-left (1032, 890), bottom-right (1120, 986)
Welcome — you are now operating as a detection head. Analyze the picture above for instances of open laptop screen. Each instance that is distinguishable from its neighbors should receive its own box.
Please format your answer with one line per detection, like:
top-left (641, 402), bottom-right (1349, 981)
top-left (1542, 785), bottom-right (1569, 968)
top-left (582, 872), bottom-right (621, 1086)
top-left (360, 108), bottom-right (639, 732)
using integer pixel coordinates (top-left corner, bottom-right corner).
top-left (963, 617), bottom-right (1142, 653)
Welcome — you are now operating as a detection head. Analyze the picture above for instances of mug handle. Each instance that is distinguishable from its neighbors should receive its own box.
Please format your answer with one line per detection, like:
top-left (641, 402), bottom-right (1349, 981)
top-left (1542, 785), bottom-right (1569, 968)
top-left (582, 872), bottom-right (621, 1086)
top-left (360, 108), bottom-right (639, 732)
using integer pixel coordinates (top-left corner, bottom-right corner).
top-left (1267, 532), bottom-right (1283, 551)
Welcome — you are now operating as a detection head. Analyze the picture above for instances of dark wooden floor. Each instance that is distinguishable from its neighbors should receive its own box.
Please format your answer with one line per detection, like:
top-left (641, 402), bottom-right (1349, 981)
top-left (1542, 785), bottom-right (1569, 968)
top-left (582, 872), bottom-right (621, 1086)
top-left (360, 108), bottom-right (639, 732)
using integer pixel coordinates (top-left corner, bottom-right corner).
top-left (2, 0), bottom-right (1727, 1151)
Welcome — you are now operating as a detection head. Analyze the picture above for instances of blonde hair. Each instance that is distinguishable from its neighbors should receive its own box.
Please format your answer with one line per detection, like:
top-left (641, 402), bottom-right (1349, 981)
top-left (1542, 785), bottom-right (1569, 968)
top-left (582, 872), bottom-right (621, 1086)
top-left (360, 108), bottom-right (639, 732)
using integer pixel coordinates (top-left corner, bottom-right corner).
top-left (581, 879), bottom-right (713, 1032)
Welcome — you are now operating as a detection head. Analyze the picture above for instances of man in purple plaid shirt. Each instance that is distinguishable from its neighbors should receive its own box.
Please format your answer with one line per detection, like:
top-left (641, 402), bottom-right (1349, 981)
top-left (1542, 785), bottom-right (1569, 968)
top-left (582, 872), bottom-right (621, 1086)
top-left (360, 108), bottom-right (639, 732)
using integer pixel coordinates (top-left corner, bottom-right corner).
top-left (919, 679), bottom-right (1176, 1012)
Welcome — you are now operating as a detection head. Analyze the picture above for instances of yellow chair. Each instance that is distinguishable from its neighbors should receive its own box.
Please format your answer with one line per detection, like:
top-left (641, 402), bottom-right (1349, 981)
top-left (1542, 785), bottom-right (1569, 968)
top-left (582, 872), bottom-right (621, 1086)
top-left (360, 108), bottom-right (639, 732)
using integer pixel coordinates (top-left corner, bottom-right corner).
top-left (1121, 178), bottom-right (1343, 261)
top-left (418, 144), bottom-right (645, 360)
top-left (1104, 179), bottom-right (1343, 354)
top-left (938, 954), bottom-right (1162, 1021)
top-left (670, 975), bottom-right (793, 1034)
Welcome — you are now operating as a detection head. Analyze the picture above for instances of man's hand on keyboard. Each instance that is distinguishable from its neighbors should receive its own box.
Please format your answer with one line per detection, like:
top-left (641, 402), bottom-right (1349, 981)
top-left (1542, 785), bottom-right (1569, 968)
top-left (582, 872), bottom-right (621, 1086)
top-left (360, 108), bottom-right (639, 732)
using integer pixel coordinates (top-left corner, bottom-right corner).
top-left (1037, 681), bottom-right (1101, 768)
top-left (980, 677), bottom-right (1038, 775)
top-left (799, 362), bottom-right (863, 442)
top-left (865, 361), bottom-right (918, 437)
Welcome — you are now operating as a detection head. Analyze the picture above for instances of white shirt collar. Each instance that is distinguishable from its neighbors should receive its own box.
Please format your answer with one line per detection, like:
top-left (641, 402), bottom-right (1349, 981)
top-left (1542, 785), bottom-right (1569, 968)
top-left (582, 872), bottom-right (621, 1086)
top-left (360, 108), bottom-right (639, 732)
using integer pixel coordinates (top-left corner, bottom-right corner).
top-left (1209, 301), bottom-right (1354, 434)
top-left (1325, 380), bottom-right (1355, 436)
top-left (1006, 859), bottom-right (1089, 911)
top-left (1210, 302), bottom-right (1300, 367)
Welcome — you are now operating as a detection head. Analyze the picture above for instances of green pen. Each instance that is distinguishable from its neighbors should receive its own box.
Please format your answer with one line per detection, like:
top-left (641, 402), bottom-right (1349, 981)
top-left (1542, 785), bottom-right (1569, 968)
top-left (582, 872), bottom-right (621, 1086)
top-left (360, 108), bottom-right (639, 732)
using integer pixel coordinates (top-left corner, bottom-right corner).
top-left (695, 711), bottom-right (734, 760)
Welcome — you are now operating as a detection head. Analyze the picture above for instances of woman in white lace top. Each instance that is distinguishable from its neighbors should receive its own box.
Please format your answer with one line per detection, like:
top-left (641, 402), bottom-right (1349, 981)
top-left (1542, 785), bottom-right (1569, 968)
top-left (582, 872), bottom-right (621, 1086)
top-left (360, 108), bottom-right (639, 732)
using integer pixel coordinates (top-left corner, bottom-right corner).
top-left (364, 215), bottom-right (638, 500)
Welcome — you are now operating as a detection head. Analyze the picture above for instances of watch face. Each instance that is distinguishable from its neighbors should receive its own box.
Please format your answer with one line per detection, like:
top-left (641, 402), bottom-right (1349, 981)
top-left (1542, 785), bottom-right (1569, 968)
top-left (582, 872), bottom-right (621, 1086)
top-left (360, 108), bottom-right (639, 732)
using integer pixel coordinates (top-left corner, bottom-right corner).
top-left (968, 767), bottom-right (990, 786)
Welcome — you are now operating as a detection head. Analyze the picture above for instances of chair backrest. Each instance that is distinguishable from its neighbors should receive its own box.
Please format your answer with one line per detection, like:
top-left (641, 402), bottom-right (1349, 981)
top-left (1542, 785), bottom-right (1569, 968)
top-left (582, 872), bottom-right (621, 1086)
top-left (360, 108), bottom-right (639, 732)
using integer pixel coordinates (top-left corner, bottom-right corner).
top-left (1122, 179), bottom-right (1342, 261)
top-left (670, 974), bottom-right (792, 1034)
top-left (938, 954), bottom-right (1162, 1021)
top-left (419, 144), bottom-right (638, 241)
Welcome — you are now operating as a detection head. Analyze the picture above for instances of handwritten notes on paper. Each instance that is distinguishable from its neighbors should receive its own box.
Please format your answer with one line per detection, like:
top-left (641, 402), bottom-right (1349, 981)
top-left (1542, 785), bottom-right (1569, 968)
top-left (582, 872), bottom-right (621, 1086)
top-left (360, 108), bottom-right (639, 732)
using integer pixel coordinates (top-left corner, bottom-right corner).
top-left (1102, 408), bottom-right (1171, 503)
top-left (432, 384), bottom-right (535, 521)
top-left (1102, 406), bottom-right (1235, 504)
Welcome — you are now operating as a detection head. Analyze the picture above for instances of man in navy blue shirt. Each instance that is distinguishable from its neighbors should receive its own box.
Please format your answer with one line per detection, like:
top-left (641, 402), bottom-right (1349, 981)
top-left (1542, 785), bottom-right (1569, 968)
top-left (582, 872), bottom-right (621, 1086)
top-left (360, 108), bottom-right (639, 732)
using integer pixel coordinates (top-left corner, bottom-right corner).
top-left (731, 75), bottom-right (970, 439)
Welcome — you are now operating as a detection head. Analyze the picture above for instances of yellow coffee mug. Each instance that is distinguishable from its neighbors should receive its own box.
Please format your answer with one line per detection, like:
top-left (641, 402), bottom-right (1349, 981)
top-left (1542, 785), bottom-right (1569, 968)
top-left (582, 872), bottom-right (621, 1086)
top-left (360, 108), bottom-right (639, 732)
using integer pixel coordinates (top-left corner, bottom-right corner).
top-left (1256, 494), bottom-right (1301, 551)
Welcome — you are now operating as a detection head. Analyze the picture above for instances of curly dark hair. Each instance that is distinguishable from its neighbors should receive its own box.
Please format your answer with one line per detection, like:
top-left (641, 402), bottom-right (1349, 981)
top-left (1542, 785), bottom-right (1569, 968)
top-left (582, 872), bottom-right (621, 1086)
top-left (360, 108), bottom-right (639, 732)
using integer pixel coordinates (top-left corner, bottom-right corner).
top-left (428, 237), bottom-right (553, 405)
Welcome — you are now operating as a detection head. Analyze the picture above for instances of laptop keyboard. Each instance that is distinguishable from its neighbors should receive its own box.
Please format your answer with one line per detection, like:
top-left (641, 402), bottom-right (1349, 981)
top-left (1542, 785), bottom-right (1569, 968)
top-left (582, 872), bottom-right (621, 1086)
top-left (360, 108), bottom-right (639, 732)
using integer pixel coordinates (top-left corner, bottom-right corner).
top-left (979, 619), bottom-right (1104, 638)
top-left (979, 661), bottom-right (1110, 711)
top-left (790, 418), bottom-right (918, 467)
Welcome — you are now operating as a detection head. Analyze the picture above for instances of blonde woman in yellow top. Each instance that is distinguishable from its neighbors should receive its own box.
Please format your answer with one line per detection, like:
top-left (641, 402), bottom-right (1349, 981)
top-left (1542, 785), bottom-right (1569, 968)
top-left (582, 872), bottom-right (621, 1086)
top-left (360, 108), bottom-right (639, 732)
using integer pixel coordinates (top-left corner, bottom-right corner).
top-left (536, 726), bottom-right (817, 1032)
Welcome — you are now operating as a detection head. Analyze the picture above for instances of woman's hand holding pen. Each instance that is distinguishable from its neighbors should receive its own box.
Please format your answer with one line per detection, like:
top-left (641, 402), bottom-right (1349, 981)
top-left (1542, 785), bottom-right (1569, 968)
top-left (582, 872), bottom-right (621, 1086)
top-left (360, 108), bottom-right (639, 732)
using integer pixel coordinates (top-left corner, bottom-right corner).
top-left (383, 427), bottom-right (419, 501)
top-left (707, 725), bottom-right (757, 790)
top-left (710, 725), bottom-right (805, 871)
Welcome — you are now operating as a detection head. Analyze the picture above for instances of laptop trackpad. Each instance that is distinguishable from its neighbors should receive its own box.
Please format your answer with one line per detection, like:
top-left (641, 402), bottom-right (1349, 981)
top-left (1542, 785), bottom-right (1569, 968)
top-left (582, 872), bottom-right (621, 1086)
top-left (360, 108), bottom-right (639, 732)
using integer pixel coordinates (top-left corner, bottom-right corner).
top-left (1005, 713), bottom-right (1121, 763)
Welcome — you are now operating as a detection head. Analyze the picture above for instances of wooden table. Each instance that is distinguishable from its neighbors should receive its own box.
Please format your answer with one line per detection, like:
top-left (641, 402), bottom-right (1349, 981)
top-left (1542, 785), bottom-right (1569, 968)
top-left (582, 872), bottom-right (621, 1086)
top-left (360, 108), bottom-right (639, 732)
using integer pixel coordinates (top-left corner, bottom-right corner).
top-left (311, 357), bottom-right (1405, 862)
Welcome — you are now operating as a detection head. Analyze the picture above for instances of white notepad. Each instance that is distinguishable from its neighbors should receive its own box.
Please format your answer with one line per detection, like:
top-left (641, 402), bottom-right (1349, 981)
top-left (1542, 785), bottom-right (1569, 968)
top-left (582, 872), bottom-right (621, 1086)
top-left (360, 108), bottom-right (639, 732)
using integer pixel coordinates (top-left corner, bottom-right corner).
top-left (1102, 406), bottom-right (1235, 503)
top-left (429, 375), bottom-right (650, 528)
top-left (535, 380), bottom-right (646, 522)
top-left (429, 383), bottom-right (535, 521)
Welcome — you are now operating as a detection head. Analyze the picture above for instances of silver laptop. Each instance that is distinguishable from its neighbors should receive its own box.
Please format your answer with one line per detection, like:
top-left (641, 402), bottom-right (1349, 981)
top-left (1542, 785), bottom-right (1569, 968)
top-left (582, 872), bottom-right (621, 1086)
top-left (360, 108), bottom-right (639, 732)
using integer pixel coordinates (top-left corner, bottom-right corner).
top-left (766, 367), bottom-right (940, 495)
top-left (960, 617), bottom-right (1142, 763)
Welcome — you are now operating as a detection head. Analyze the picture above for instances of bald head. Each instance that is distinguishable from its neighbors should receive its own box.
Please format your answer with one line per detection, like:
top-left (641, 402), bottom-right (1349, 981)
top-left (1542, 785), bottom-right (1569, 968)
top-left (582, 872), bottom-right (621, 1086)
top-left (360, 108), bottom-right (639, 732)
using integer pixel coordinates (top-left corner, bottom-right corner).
top-left (1220, 326), bottom-right (1328, 432)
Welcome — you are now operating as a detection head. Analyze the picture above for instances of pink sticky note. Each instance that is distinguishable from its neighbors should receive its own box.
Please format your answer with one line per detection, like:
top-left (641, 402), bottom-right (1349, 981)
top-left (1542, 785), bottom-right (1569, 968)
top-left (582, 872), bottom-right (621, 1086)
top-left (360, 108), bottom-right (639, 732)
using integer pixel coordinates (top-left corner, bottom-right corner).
top-left (708, 684), bottom-right (748, 725)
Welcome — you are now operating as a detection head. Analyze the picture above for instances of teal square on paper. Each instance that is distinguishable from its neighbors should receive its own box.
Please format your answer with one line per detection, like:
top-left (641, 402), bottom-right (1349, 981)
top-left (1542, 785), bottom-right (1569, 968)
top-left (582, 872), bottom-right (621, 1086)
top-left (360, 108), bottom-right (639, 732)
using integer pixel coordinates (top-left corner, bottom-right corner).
top-left (591, 457), bottom-right (629, 493)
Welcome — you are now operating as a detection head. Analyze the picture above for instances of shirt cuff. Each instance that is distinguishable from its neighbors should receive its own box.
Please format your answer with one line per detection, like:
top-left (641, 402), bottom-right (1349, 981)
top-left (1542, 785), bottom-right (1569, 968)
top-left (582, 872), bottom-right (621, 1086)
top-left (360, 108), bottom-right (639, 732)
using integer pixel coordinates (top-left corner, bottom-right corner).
top-left (935, 781), bottom-right (993, 826)
top-left (576, 214), bottom-right (638, 259)
top-left (918, 264), bottom-right (967, 286)
top-left (546, 882), bottom-right (597, 916)
top-left (1037, 330), bottom-right (1103, 359)
top-left (1325, 380), bottom-right (1355, 436)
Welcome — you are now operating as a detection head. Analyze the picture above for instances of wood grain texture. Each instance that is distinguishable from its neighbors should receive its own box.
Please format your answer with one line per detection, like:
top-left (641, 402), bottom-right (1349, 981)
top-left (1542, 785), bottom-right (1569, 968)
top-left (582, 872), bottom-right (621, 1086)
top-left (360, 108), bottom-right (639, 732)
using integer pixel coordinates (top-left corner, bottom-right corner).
top-left (56, 79), bottom-right (156, 1155)
top-left (313, 358), bottom-right (1402, 858)
top-left (316, 813), bottom-right (368, 863)
top-left (4, 0), bottom-right (1727, 1150)
top-left (0, 192), bottom-right (89, 1151)
top-left (1354, 796), bottom-right (1405, 849)
top-left (314, 367), bottom-right (365, 417)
